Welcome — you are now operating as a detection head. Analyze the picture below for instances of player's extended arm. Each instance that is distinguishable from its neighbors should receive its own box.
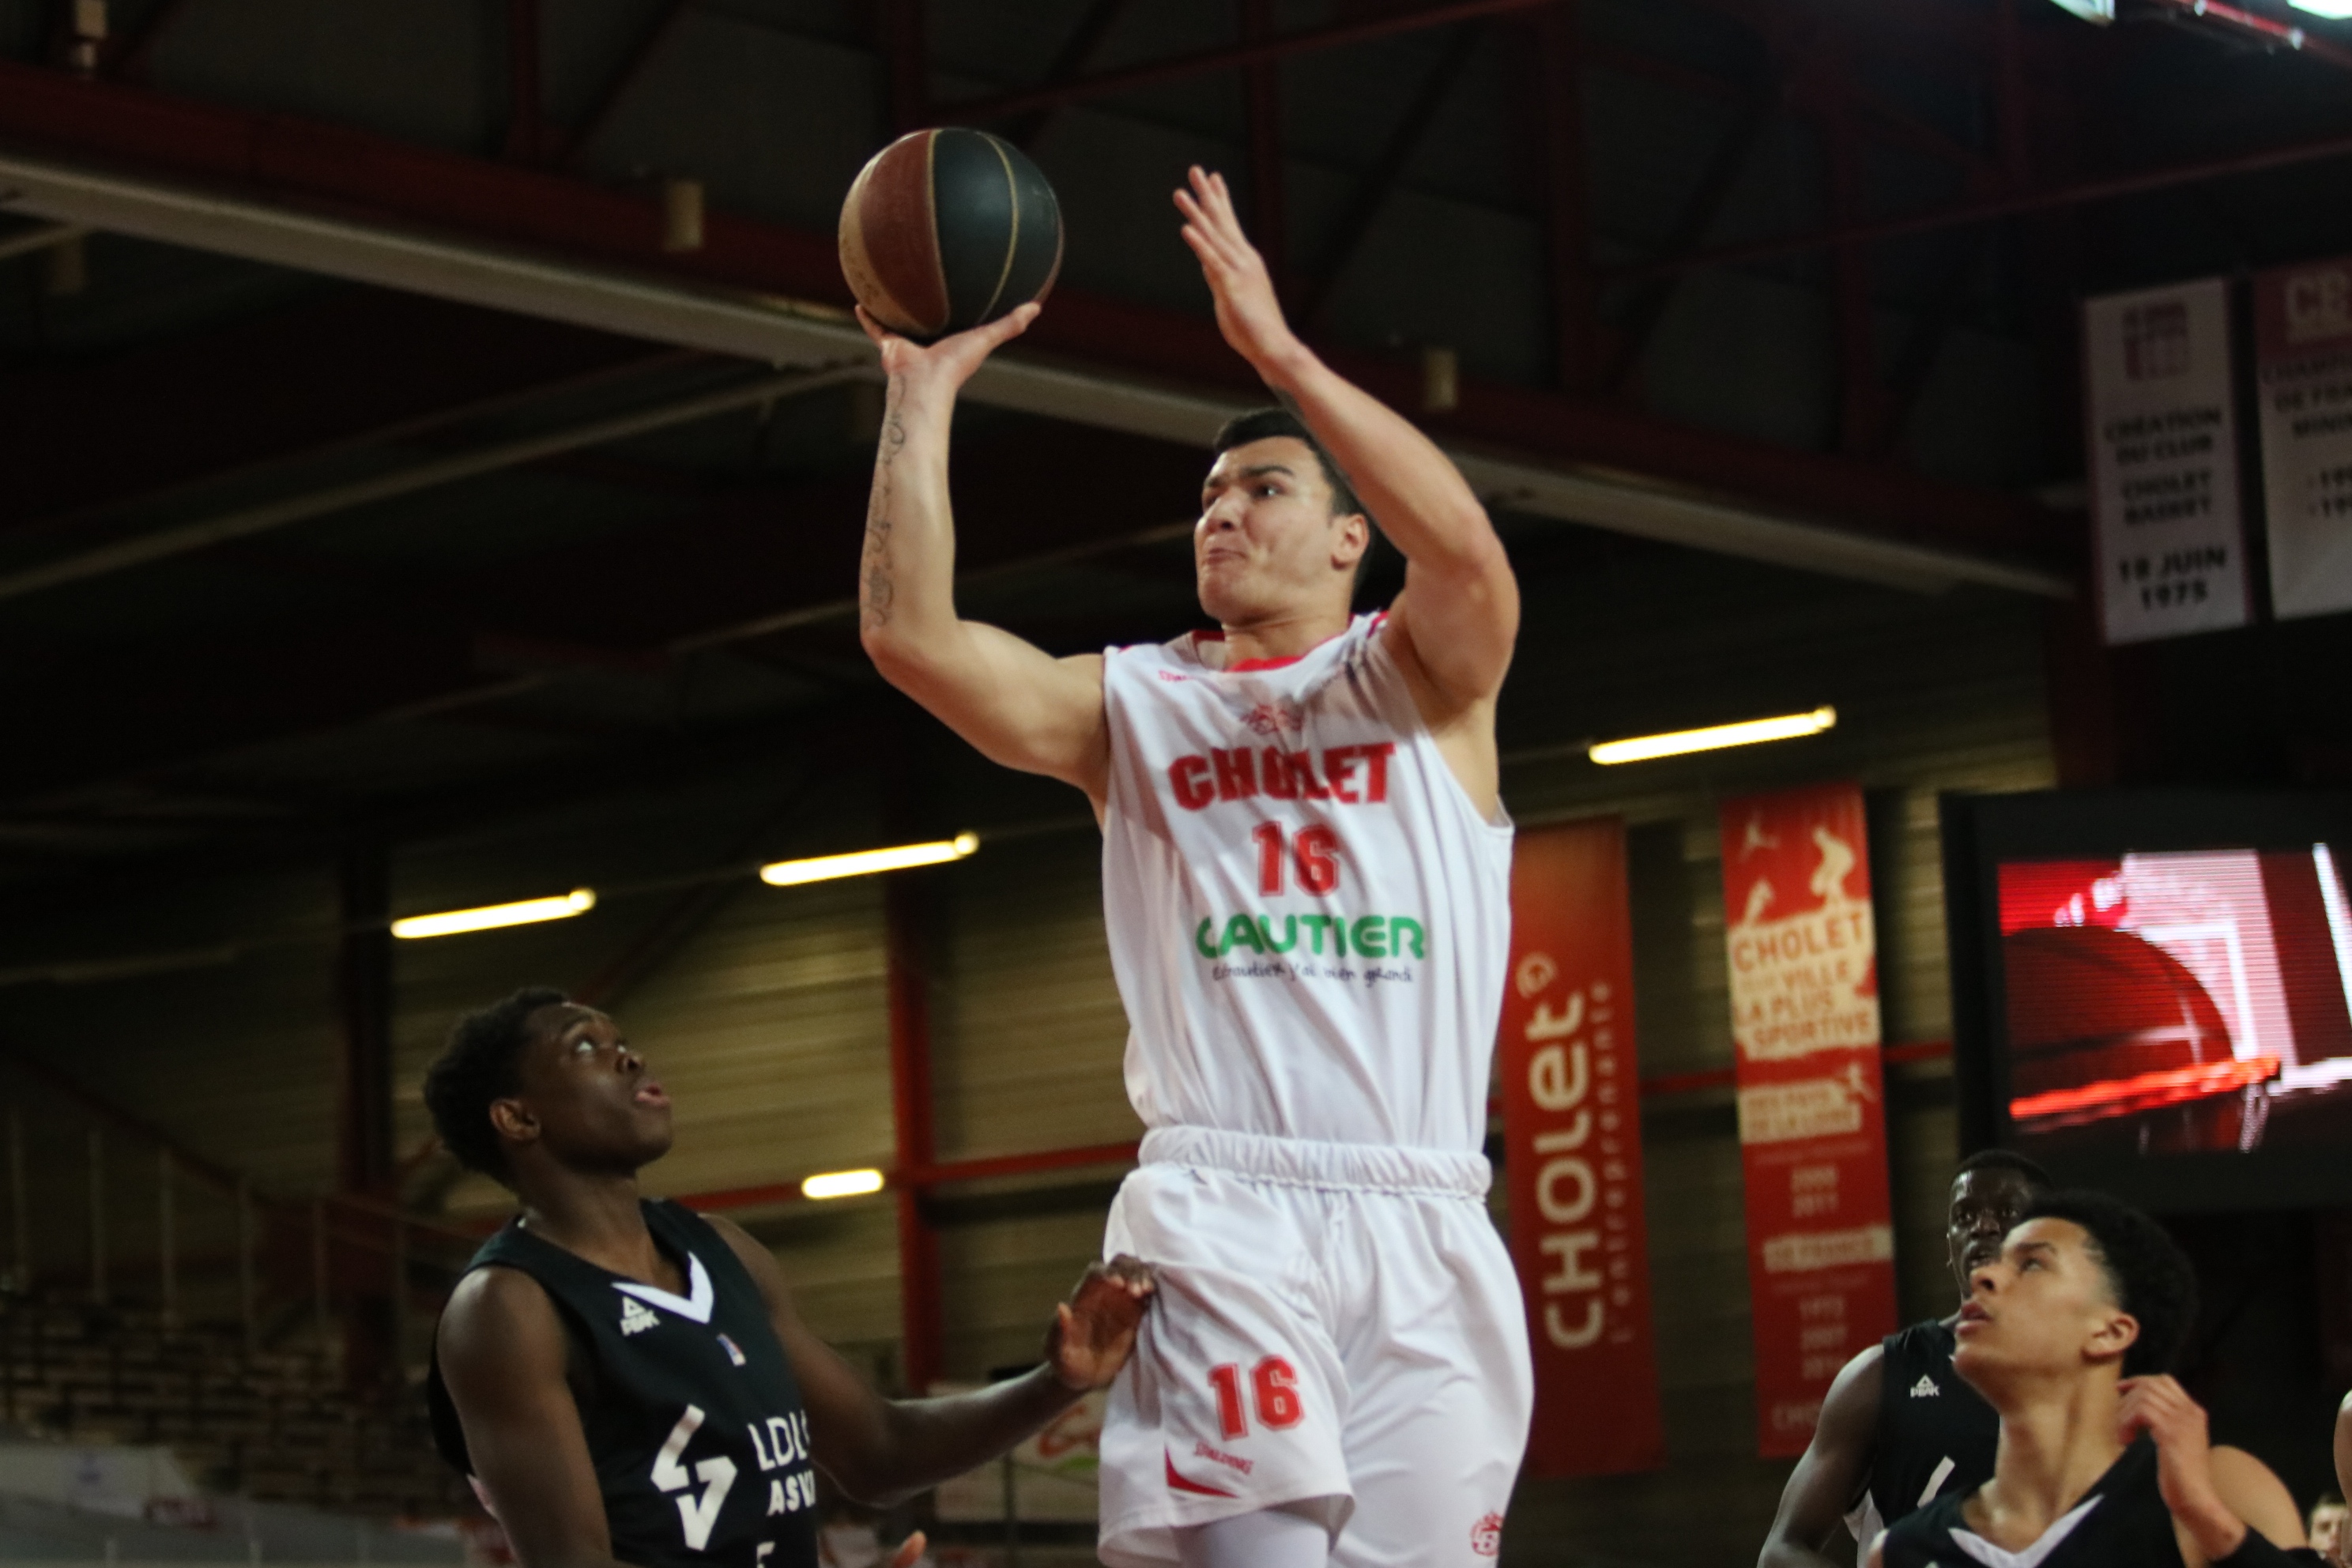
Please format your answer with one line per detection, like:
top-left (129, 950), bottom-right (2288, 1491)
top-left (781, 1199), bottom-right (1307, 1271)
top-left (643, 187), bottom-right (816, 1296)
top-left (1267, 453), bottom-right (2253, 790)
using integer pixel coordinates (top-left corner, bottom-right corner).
top-left (853, 303), bottom-right (1110, 801)
top-left (1759, 1345), bottom-right (1884, 1568)
top-left (2335, 1392), bottom-right (2352, 1525)
top-left (436, 1267), bottom-right (638, 1568)
top-left (1173, 166), bottom-right (1518, 715)
top-left (2121, 1375), bottom-right (2309, 1565)
top-left (709, 1216), bottom-right (1152, 1505)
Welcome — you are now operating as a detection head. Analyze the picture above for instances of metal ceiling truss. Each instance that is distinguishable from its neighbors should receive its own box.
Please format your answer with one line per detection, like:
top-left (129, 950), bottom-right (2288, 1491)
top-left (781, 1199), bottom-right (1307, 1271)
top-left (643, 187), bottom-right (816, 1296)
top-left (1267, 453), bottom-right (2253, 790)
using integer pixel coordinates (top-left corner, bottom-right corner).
top-left (0, 62), bottom-right (2067, 598)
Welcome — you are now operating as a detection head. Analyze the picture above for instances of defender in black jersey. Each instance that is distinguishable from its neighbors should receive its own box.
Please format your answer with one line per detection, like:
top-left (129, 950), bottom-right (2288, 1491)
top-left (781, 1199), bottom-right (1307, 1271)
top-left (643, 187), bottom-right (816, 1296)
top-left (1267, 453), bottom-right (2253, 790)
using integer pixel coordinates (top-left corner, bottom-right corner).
top-left (422, 989), bottom-right (1155, 1568)
top-left (1875, 1190), bottom-right (2307, 1568)
top-left (1760, 1150), bottom-right (2051, 1567)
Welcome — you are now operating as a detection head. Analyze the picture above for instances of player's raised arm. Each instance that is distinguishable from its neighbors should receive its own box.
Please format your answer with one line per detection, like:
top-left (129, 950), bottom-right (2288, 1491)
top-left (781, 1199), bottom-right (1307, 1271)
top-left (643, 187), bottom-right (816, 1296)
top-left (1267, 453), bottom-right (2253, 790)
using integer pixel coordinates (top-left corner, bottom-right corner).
top-left (1173, 166), bottom-right (1519, 717)
top-left (707, 1216), bottom-right (1153, 1504)
top-left (854, 304), bottom-right (1110, 803)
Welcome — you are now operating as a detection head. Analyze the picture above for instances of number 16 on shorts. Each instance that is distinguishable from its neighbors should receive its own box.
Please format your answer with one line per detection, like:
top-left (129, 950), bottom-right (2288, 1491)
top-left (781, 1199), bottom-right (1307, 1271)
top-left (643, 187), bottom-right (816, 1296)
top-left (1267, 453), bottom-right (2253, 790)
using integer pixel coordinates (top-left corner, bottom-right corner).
top-left (1208, 1356), bottom-right (1304, 1440)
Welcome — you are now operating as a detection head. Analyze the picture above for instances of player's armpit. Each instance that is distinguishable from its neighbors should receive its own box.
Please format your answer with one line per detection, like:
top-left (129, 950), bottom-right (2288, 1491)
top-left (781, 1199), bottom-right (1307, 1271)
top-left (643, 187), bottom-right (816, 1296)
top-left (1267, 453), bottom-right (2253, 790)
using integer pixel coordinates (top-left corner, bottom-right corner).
top-left (700, 1216), bottom-right (903, 1504)
top-left (436, 1268), bottom-right (628, 1568)
top-left (1758, 1344), bottom-right (1885, 1568)
top-left (865, 625), bottom-right (1110, 801)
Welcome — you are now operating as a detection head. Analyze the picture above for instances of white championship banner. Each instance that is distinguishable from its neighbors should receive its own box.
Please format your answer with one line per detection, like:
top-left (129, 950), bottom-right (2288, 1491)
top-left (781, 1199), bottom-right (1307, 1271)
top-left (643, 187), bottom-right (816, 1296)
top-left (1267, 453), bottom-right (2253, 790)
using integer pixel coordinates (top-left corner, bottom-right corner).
top-left (2255, 254), bottom-right (2352, 621)
top-left (2083, 278), bottom-right (2251, 644)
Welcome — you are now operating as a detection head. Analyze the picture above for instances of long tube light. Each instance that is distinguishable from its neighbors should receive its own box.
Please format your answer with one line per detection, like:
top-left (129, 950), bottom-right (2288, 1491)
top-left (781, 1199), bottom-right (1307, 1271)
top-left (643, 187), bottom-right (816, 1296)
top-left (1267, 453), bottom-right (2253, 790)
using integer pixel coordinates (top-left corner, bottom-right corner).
top-left (760, 833), bottom-right (979, 888)
top-left (390, 889), bottom-right (596, 940)
top-left (1589, 707), bottom-right (1837, 766)
top-left (801, 1169), bottom-right (886, 1200)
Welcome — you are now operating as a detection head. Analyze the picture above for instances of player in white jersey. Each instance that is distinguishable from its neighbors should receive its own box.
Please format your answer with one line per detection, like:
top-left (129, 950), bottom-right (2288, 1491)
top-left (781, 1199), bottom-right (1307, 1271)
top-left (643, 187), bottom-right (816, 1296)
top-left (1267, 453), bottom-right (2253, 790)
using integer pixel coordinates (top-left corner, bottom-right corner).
top-left (854, 165), bottom-right (1529, 1568)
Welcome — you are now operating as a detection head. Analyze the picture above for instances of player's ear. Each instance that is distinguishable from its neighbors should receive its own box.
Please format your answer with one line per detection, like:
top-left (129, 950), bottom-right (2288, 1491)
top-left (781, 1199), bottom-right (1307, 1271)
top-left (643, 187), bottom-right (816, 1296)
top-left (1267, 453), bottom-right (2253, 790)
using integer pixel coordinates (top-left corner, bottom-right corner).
top-left (1331, 512), bottom-right (1370, 572)
top-left (2088, 1306), bottom-right (2140, 1367)
top-left (488, 1097), bottom-right (540, 1150)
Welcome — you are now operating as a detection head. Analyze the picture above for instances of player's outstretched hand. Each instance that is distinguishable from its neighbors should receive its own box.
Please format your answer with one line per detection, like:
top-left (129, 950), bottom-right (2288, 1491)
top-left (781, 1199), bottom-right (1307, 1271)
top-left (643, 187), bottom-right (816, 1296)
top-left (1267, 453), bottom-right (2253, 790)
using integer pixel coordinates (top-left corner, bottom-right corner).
top-left (884, 1528), bottom-right (927, 1567)
top-left (856, 301), bottom-right (1038, 396)
top-left (2118, 1375), bottom-right (2242, 1557)
top-left (1174, 165), bottom-right (1302, 379)
top-left (1045, 1254), bottom-right (1155, 1392)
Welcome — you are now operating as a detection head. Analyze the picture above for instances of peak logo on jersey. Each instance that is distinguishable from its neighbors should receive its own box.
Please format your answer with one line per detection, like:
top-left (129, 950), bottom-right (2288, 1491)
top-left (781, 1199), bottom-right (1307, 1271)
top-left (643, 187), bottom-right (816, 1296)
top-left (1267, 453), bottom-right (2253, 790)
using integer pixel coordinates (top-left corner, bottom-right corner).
top-left (620, 1298), bottom-right (662, 1336)
top-left (1167, 743), bottom-right (1396, 811)
top-left (1471, 1513), bottom-right (1504, 1556)
top-left (716, 1332), bottom-right (748, 1366)
top-left (1910, 1375), bottom-right (1939, 1398)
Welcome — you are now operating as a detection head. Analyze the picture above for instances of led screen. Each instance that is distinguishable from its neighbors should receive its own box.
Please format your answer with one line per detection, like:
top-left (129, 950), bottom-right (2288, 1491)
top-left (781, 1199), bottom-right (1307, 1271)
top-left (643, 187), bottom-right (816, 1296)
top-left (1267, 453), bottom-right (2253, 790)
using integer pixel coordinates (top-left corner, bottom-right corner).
top-left (1997, 848), bottom-right (2352, 1159)
top-left (1942, 790), bottom-right (2352, 1210)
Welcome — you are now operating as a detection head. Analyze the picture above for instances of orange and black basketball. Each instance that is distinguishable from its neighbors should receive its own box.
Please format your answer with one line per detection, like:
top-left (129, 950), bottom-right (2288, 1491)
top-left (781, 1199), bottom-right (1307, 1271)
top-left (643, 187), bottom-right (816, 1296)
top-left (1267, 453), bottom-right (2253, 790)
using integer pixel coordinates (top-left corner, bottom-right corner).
top-left (839, 127), bottom-right (1064, 341)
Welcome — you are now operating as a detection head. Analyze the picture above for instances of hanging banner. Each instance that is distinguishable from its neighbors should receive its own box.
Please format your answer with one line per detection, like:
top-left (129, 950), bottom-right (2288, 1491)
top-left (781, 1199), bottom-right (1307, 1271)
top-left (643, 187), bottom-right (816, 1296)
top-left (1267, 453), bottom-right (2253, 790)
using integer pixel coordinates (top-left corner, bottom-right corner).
top-left (2254, 254), bottom-right (2352, 620)
top-left (1498, 818), bottom-right (1665, 1477)
top-left (1718, 783), bottom-right (1898, 1460)
top-left (2083, 277), bottom-right (2251, 643)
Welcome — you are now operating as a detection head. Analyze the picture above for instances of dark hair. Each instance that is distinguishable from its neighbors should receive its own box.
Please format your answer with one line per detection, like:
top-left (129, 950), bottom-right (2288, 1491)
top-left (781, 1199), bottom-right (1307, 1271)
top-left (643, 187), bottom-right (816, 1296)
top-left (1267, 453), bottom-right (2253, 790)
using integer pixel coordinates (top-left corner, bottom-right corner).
top-left (2022, 1189), bottom-right (2198, 1378)
top-left (1212, 408), bottom-right (1365, 521)
top-left (1956, 1148), bottom-right (2054, 1191)
top-left (423, 986), bottom-right (569, 1184)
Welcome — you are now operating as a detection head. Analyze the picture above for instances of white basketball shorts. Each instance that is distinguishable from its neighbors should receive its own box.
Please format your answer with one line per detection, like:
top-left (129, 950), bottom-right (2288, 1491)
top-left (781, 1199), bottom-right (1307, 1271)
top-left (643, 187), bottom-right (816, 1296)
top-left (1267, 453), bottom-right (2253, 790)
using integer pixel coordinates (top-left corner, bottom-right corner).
top-left (1098, 1126), bottom-right (1533, 1568)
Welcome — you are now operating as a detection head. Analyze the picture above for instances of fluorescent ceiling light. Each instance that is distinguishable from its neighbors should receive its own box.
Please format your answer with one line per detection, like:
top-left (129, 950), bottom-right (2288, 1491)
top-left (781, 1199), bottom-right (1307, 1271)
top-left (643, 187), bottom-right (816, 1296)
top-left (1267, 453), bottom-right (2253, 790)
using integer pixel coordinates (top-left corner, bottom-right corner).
top-left (390, 889), bottom-right (595, 939)
top-left (1589, 707), bottom-right (1838, 766)
top-left (2290, 0), bottom-right (2352, 17)
top-left (2045, 0), bottom-right (2114, 21)
top-left (760, 833), bottom-right (978, 887)
top-left (801, 1169), bottom-right (886, 1200)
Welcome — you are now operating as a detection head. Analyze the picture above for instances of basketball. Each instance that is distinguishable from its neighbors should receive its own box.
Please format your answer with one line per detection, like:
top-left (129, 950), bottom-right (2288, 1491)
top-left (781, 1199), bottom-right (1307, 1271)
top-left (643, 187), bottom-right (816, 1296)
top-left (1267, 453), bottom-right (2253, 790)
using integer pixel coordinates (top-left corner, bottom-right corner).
top-left (839, 127), bottom-right (1065, 341)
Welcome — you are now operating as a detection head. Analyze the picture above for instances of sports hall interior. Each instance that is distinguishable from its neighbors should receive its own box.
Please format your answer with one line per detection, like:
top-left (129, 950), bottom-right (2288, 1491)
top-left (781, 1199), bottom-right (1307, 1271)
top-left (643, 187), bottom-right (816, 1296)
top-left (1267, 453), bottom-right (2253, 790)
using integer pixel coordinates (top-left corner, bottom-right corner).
top-left (2, 2), bottom-right (2351, 1565)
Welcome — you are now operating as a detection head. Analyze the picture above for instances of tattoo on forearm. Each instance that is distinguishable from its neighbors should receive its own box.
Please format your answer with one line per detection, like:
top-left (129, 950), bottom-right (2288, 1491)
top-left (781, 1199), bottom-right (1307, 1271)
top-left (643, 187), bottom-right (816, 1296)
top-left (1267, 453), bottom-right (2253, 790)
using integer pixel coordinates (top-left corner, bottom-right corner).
top-left (860, 390), bottom-right (907, 631)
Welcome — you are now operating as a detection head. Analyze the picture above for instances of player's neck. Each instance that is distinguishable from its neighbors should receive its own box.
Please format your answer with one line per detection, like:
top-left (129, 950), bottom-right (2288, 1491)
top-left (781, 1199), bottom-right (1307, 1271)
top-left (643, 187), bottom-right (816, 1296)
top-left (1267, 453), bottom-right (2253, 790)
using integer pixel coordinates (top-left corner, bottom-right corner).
top-left (1215, 602), bottom-right (1352, 665)
top-left (517, 1170), bottom-right (671, 1287)
top-left (1976, 1374), bottom-right (2125, 1542)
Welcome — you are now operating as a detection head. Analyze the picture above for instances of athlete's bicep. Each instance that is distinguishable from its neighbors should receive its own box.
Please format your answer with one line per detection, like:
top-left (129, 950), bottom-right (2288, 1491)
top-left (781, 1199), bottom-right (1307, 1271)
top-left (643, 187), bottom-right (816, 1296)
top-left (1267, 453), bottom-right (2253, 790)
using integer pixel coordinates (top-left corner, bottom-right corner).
top-left (1760, 1345), bottom-right (1883, 1566)
top-left (436, 1269), bottom-right (615, 1568)
top-left (1384, 525), bottom-right (1518, 712)
top-left (871, 624), bottom-right (1107, 797)
top-left (2208, 1446), bottom-right (2307, 1548)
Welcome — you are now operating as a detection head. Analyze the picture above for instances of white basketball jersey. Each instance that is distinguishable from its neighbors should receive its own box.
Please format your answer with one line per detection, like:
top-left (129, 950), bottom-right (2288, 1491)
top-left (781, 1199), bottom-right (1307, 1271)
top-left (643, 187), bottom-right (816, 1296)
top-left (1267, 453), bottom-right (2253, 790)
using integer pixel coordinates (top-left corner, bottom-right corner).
top-left (1099, 612), bottom-right (1514, 1154)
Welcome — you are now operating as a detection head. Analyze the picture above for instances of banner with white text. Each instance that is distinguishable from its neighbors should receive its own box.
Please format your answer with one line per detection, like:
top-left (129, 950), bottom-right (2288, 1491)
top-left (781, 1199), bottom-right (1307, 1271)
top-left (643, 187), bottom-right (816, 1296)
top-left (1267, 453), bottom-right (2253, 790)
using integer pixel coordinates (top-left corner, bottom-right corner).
top-left (1718, 782), bottom-right (1898, 1460)
top-left (1498, 818), bottom-right (1665, 1477)
top-left (2084, 277), bottom-right (2251, 643)
top-left (2255, 254), bottom-right (2352, 620)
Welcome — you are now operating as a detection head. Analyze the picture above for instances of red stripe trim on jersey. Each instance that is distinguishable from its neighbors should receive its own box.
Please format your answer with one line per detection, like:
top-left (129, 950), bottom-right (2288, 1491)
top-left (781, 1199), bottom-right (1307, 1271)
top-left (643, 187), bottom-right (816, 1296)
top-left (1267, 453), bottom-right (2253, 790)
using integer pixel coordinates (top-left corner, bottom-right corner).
top-left (1165, 1449), bottom-right (1238, 1498)
top-left (1193, 612), bottom-right (1381, 673)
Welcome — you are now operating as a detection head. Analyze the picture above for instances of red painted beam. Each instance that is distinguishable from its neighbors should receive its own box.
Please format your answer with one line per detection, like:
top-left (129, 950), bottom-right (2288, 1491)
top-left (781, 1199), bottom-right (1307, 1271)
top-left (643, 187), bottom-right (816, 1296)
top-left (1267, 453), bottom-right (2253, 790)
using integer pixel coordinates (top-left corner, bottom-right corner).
top-left (0, 58), bottom-right (2066, 568)
top-left (884, 877), bottom-right (944, 1394)
top-left (942, 0), bottom-right (1553, 124)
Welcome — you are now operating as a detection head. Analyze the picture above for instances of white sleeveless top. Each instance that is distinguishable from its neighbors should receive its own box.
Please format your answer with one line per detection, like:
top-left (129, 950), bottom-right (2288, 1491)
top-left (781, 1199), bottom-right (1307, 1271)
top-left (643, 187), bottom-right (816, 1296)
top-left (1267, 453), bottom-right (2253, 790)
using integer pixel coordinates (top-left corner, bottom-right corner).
top-left (1099, 613), bottom-right (1515, 1155)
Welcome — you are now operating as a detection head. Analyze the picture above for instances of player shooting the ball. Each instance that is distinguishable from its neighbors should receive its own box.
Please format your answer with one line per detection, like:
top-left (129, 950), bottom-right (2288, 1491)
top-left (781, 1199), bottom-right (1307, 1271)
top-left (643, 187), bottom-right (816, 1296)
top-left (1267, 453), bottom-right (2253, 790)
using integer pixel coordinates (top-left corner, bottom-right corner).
top-left (856, 166), bottom-right (1528, 1568)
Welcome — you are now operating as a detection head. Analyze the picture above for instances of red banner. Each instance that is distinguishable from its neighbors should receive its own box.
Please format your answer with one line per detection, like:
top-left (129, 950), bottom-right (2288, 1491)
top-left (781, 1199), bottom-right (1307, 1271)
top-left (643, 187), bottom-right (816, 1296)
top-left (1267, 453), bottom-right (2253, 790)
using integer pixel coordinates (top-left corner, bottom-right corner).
top-left (1498, 818), bottom-right (1665, 1477)
top-left (1717, 783), bottom-right (1898, 1459)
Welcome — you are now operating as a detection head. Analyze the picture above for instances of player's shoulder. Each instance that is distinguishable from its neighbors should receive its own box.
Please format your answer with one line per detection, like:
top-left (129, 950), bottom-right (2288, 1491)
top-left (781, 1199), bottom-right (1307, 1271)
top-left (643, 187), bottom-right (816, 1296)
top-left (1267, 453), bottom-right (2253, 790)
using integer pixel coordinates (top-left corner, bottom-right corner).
top-left (438, 1265), bottom-right (564, 1367)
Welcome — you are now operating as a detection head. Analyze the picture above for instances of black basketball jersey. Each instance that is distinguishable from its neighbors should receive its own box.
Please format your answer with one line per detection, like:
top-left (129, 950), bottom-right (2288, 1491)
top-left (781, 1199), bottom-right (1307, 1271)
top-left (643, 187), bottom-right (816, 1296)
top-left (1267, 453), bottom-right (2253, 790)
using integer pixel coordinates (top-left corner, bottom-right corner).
top-left (1881, 1436), bottom-right (2184, 1568)
top-left (1864, 1320), bottom-right (2001, 1535)
top-left (427, 1200), bottom-right (820, 1568)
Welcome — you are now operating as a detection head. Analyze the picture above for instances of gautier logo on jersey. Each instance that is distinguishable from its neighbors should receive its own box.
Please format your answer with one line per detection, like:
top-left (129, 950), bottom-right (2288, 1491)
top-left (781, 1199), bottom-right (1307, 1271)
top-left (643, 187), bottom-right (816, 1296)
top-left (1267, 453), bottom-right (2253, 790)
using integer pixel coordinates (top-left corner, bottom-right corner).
top-left (1166, 744), bottom-right (1396, 808)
